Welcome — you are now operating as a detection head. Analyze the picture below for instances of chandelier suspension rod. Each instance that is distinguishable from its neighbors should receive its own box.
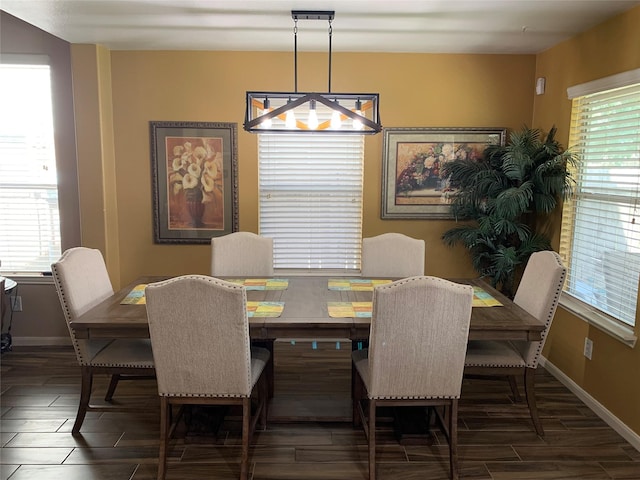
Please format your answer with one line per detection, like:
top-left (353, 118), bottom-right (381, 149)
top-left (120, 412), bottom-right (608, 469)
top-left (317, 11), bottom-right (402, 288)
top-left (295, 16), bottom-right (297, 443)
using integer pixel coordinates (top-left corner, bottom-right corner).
top-left (328, 18), bottom-right (332, 93)
top-left (293, 17), bottom-right (298, 93)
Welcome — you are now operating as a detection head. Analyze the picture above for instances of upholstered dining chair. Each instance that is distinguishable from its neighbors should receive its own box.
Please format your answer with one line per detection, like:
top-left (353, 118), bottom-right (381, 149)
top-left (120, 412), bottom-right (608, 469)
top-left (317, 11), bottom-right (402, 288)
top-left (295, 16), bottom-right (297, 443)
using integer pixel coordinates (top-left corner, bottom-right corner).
top-left (352, 276), bottom-right (474, 480)
top-left (464, 250), bottom-right (567, 436)
top-left (210, 231), bottom-right (274, 277)
top-left (211, 231), bottom-right (275, 396)
top-left (145, 275), bottom-right (270, 480)
top-left (361, 233), bottom-right (425, 278)
top-left (51, 247), bottom-right (155, 434)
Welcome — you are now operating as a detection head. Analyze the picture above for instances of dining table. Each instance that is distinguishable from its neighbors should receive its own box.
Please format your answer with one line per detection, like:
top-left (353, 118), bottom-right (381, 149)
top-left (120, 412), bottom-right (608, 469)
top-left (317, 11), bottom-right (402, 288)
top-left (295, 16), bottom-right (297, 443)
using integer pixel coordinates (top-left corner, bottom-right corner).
top-left (70, 275), bottom-right (543, 426)
top-left (70, 275), bottom-right (544, 342)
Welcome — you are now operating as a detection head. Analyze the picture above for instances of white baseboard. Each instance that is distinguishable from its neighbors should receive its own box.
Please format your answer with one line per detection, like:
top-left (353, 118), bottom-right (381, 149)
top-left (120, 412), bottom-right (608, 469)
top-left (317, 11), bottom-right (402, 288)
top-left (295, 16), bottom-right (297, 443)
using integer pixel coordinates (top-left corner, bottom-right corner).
top-left (540, 356), bottom-right (640, 452)
top-left (10, 336), bottom-right (71, 347)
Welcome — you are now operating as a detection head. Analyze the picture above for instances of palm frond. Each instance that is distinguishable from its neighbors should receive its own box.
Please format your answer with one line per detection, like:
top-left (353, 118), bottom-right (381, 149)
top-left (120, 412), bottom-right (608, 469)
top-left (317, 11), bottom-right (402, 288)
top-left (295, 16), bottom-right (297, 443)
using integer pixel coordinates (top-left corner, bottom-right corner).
top-left (495, 181), bottom-right (533, 218)
top-left (532, 192), bottom-right (557, 213)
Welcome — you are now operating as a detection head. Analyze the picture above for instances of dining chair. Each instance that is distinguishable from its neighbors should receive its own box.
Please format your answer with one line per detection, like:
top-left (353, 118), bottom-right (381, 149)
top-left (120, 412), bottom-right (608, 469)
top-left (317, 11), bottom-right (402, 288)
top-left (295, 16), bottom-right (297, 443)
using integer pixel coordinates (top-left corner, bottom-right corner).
top-left (51, 247), bottom-right (155, 434)
top-left (361, 233), bottom-right (425, 278)
top-left (210, 231), bottom-right (275, 396)
top-left (352, 276), bottom-right (473, 480)
top-left (464, 250), bottom-right (567, 436)
top-left (210, 231), bottom-right (274, 277)
top-left (145, 275), bottom-right (270, 480)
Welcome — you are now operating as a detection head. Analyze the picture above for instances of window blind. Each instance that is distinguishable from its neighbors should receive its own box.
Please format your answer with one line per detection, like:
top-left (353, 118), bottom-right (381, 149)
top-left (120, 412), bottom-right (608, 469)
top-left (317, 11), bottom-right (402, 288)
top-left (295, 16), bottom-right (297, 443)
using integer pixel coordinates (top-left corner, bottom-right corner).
top-left (0, 61), bottom-right (61, 274)
top-left (258, 134), bottom-right (364, 271)
top-left (560, 80), bottom-right (640, 327)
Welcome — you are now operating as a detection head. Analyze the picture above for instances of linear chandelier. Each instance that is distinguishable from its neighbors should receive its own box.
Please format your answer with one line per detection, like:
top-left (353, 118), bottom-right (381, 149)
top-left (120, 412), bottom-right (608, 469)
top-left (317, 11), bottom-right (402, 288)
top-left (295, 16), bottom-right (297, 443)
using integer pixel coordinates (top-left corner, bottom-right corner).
top-left (243, 10), bottom-right (382, 135)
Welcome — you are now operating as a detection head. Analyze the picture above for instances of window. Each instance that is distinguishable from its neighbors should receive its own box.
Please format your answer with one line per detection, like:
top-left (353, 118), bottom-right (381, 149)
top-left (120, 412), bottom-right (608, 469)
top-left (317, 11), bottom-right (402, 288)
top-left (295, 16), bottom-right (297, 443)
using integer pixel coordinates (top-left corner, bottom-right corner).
top-left (258, 134), bottom-right (364, 272)
top-left (0, 56), bottom-right (61, 274)
top-left (560, 69), bottom-right (640, 340)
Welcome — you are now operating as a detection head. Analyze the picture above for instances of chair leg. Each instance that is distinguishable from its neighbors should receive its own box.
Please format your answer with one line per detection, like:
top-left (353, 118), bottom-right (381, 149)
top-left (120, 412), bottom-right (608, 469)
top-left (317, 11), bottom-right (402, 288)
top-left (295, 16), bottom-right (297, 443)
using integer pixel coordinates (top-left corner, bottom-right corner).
top-left (449, 400), bottom-right (459, 480)
top-left (507, 375), bottom-right (521, 402)
top-left (157, 397), bottom-right (169, 480)
top-left (104, 374), bottom-right (120, 401)
top-left (524, 367), bottom-right (543, 436)
top-left (253, 340), bottom-right (275, 398)
top-left (368, 399), bottom-right (376, 480)
top-left (72, 366), bottom-right (93, 435)
top-left (352, 368), bottom-right (363, 427)
top-left (259, 371), bottom-right (268, 429)
top-left (241, 397), bottom-right (251, 480)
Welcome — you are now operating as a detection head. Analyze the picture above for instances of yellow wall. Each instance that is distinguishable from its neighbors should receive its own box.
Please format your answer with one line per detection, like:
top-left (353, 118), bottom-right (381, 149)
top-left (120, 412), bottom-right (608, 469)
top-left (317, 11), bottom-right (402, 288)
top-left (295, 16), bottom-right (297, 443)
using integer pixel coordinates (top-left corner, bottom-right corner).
top-left (533, 6), bottom-right (640, 435)
top-left (102, 51), bottom-right (535, 285)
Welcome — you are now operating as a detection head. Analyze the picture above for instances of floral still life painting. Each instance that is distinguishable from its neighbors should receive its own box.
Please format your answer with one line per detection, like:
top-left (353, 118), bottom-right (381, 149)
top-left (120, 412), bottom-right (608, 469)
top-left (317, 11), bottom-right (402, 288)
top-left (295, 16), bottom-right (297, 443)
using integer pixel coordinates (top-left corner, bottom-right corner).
top-left (166, 136), bottom-right (224, 229)
top-left (151, 121), bottom-right (238, 244)
top-left (381, 128), bottom-right (506, 219)
top-left (394, 142), bottom-right (482, 204)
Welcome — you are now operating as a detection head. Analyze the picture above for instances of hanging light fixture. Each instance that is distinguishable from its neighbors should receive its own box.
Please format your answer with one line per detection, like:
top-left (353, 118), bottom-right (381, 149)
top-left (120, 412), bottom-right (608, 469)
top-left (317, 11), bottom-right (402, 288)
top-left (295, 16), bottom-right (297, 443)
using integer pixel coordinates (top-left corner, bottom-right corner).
top-left (244, 10), bottom-right (382, 135)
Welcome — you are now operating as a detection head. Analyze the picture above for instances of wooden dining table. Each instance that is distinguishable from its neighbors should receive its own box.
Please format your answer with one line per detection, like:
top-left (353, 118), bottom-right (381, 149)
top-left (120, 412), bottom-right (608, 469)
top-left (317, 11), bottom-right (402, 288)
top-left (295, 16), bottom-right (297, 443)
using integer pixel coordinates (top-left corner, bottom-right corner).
top-left (71, 275), bottom-right (544, 342)
top-left (71, 275), bottom-right (543, 424)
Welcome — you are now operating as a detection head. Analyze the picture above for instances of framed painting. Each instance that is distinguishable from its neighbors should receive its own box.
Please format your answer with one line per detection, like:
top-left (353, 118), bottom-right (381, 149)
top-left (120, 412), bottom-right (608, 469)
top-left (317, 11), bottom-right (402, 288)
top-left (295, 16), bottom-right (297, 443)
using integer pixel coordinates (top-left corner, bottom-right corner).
top-left (150, 121), bottom-right (238, 244)
top-left (381, 127), bottom-right (506, 219)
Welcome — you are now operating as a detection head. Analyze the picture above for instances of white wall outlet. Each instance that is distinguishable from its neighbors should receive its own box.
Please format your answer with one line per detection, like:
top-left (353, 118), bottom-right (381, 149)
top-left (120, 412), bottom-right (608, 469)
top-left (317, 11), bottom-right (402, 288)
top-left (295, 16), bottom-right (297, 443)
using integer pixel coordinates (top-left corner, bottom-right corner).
top-left (584, 337), bottom-right (593, 360)
top-left (10, 295), bottom-right (22, 312)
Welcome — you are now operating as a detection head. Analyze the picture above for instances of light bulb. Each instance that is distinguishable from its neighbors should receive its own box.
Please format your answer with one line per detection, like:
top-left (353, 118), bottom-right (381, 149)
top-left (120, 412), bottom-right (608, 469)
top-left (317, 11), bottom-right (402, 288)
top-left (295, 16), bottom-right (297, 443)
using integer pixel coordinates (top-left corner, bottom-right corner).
top-left (261, 98), bottom-right (272, 128)
top-left (307, 100), bottom-right (318, 130)
top-left (353, 98), bottom-right (363, 130)
top-left (330, 99), bottom-right (342, 129)
top-left (285, 98), bottom-right (296, 129)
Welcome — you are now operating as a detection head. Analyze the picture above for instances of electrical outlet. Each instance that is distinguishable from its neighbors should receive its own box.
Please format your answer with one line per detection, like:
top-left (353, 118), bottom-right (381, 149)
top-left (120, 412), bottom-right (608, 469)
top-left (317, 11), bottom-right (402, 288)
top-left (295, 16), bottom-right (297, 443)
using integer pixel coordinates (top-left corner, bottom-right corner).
top-left (584, 337), bottom-right (593, 360)
top-left (10, 295), bottom-right (22, 312)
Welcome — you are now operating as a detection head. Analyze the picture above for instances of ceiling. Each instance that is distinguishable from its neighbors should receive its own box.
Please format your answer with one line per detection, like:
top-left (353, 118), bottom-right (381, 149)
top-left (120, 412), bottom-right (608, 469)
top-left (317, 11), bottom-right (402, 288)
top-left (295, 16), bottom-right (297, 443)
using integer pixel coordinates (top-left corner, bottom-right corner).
top-left (2, 0), bottom-right (639, 54)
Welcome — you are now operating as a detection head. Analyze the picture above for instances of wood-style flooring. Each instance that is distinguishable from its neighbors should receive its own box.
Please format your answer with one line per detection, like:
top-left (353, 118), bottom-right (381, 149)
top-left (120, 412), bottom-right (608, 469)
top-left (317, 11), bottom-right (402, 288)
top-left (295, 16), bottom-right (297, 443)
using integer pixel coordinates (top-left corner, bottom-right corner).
top-left (1, 340), bottom-right (639, 480)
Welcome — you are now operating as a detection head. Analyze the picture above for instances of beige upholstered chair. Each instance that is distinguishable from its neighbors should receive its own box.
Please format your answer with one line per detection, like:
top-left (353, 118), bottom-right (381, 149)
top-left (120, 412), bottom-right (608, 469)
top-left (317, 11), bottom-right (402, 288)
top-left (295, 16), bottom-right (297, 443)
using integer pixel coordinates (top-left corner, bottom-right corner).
top-left (352, 276), bottom-right (473, 480)
top-left (211, 231), bottom-right (274, 277)
top-left (465, 250), bottom-right (567, 436)
top-left (361, 233), bottom-right (425, 278)
top-left (51, 247), bottom-right (155, 434)
top-left (145, 275), bottom-right (270, 480)
top-left (211, 231), bottom-right (275, 396)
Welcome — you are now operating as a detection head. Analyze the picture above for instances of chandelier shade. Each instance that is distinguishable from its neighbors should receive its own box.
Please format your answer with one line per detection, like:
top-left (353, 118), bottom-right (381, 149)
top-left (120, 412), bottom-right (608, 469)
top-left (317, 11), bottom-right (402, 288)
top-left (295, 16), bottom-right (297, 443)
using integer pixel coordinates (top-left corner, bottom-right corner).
top-left (243, 11), bottom-right (382, 135)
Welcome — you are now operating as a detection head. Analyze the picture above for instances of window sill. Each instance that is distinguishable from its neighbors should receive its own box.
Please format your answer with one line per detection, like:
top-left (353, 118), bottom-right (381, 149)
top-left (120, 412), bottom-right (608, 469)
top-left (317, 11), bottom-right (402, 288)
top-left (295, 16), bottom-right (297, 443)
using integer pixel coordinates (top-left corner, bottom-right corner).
top-left (559, 293), bottom-right (637, 348)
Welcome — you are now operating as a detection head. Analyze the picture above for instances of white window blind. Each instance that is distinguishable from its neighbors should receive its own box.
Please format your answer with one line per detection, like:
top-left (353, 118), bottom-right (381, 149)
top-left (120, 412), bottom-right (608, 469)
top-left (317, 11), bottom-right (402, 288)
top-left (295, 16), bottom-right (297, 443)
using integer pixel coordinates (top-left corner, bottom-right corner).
top-left (560, 78), bottom-right (640, 327)
top-left (0, 59), bottom-right (61, 274)
top-left (258, 134), bottom-right (364, 271)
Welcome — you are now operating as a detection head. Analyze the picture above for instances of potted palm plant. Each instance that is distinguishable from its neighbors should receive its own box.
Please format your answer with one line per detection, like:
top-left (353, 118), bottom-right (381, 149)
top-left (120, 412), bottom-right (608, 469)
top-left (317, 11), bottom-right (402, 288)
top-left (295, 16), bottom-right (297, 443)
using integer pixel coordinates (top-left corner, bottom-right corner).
top-left (441, 126), bottom-right (576, 296)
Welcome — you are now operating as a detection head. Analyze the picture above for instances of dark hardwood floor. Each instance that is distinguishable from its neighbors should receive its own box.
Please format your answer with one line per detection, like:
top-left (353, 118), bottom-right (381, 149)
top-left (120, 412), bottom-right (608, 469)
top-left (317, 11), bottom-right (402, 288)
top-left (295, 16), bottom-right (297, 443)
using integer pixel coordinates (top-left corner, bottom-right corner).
top-left (1, 340), bottom-right (639, 480)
